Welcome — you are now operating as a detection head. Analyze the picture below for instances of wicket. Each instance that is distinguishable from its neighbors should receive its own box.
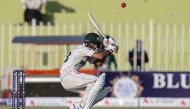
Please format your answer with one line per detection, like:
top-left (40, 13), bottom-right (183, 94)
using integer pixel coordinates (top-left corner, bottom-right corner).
top-left (12, 70), bottom-right (25, 109)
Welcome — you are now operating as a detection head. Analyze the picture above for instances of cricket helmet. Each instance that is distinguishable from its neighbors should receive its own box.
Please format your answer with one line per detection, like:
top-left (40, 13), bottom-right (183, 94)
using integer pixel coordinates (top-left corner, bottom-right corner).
top-left (83, 33), bottom-right (103, 48)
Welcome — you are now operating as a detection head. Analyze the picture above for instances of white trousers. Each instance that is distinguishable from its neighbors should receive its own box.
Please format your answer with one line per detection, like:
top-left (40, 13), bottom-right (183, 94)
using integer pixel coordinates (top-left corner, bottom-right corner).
top-left (60, 68), bottom-right (97, 93)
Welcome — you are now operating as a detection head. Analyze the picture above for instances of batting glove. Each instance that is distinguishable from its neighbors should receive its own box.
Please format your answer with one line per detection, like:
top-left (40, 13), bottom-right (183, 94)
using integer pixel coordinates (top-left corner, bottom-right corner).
top-left (103, 37), bottom-right (117, 47)
top-left (103, 38), bottom-right (109, 47)
top-left (105, 44), bottom-right (117, 52)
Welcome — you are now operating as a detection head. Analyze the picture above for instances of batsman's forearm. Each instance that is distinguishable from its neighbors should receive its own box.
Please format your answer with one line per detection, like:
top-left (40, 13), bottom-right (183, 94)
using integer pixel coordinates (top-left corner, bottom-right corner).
top-left (92, 50), bottom-right (110, 60)
top-left (103, 50), bottom-right (111, 57)
top-left (98, 50), bottom-right (110, 60)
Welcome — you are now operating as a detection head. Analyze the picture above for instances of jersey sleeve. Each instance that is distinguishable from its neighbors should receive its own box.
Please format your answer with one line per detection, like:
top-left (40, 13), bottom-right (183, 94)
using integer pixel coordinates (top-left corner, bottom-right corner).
top-left (81, 47), bottom-right (95, 57)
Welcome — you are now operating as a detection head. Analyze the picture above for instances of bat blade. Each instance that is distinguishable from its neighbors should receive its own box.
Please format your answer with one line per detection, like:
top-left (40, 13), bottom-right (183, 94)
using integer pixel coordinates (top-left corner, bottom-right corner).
top-left (88, 13), bottom-right (119, 53)
top-left (88, 13), bottom-right (106, 39)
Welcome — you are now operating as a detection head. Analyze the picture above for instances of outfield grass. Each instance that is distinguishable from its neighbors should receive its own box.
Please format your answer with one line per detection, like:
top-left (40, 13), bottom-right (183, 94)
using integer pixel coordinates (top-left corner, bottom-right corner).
top-left (0, 0), bottom-right (190, 23)
top-left (0, 0), bottom-right (190, 72)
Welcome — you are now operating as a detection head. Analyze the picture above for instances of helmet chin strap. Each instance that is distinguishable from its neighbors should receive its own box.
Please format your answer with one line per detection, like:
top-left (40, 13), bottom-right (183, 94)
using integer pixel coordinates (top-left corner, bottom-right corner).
top-left (90, 44), bottom-right (96, 50)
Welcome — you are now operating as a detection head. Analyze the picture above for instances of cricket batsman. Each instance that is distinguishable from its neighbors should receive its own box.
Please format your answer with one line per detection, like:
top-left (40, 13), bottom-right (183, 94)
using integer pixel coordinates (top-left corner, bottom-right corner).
top-left (60, 33), bottom-right (118, 109)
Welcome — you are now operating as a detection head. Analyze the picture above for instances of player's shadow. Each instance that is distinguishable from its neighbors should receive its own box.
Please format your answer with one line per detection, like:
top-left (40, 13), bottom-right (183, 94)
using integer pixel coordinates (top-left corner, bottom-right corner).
top-left (42, 1), bottom-right (76, 25)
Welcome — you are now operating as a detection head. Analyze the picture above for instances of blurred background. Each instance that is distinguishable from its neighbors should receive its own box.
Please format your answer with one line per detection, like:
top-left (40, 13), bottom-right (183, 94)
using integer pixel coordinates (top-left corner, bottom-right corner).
top-left (0, 0), bottom-right (190, 108)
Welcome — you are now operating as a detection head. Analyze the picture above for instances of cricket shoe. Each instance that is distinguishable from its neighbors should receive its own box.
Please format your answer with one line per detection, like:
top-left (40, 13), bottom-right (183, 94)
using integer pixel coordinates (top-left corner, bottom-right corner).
top-left (69, 102), bottom-right (84, 109)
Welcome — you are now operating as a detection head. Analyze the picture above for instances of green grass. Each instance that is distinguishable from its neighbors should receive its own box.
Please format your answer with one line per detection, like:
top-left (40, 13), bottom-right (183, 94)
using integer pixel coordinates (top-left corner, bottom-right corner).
top-left (0, 0), bottom-right (190, 23)
top-left (0, 0), bottom-right (190, 72)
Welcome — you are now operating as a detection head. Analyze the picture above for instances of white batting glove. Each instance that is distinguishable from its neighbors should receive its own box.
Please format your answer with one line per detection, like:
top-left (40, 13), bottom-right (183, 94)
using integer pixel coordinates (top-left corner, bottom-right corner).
top-left (103, 37), bottom-right (117, 47)
top-left (103, 38), bottom-right (109, 47)
top-left (105, 44), bottom-right (117, 52)
top-left (103, 37), bottom-right (119, 53)
top-left (108, 37), bottom-right (115, 45)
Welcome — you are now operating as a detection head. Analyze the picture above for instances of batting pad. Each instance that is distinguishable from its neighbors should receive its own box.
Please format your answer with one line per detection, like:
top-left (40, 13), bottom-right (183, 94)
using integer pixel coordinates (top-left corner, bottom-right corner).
top-left (84, 73), bottom-right (106, 109)
top-left (92, 87), bottom-right (111, 106)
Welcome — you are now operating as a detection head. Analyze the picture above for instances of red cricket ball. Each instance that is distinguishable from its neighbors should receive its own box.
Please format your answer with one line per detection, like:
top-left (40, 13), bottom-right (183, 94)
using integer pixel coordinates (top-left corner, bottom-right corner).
top-left (121, 2), bottom-right (126, 8)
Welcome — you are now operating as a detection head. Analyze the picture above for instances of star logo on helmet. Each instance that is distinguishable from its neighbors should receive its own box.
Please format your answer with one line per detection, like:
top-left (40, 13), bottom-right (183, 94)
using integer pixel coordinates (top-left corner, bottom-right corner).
top-left (97, 37), bottom-right (100, 41)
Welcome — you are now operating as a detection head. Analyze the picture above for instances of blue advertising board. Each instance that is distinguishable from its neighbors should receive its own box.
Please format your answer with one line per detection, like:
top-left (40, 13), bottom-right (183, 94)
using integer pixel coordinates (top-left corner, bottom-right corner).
top-left (103, 71), bottom-right (190, 97)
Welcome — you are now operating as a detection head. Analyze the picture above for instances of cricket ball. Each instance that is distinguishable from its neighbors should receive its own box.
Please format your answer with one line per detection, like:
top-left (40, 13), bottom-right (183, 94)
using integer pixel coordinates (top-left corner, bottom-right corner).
top-left (121, 2), bottom-right (126, 8)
